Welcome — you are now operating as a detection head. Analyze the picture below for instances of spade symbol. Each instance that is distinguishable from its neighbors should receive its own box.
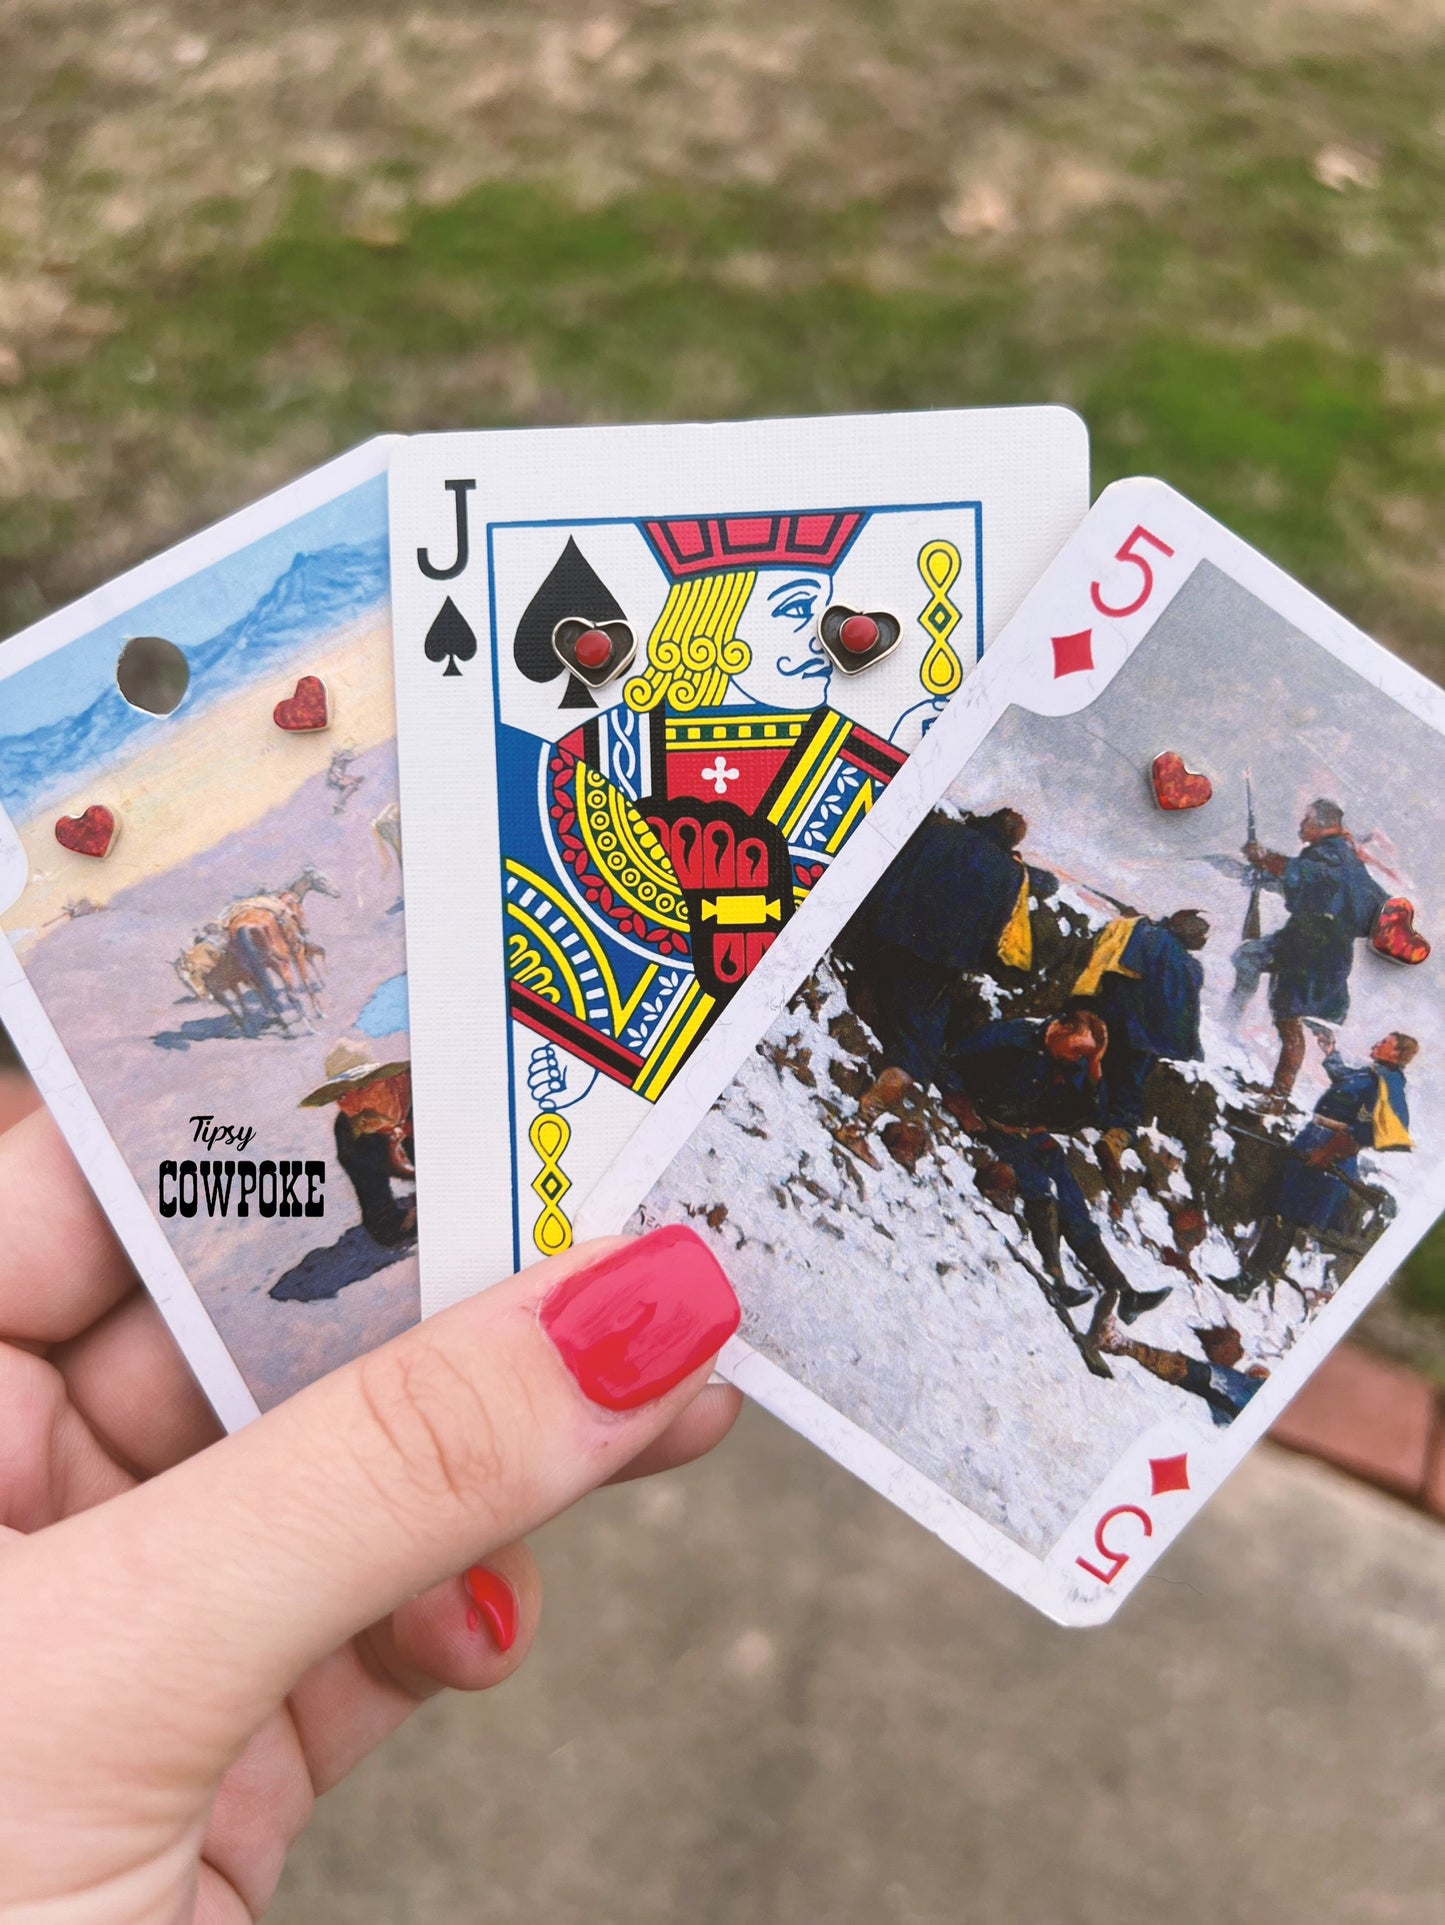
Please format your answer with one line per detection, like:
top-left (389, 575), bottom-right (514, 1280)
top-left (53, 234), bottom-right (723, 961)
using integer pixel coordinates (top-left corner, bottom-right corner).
top-left (514, 536), bottom-right (629, 710)
top-left (425, 596), bottom-right (478, 677)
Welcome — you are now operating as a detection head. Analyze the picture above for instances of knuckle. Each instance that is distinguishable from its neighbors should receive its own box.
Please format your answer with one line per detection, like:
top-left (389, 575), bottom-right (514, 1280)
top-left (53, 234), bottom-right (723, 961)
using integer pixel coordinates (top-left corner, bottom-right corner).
top-left (0, 1340), bottom-right (64, 1434)
top-left (350, 1337), bottom-right (530, 1532)
top-left (0, 1346), bottom-right (68, 1519)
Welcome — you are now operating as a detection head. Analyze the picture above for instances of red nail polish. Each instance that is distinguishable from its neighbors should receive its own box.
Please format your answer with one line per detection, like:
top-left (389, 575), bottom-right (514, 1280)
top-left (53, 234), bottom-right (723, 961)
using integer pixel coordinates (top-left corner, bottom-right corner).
top-left (540, 1224), bottom-right (740, 1412)
top-left (464, 1566), bottom-right (519, 1653)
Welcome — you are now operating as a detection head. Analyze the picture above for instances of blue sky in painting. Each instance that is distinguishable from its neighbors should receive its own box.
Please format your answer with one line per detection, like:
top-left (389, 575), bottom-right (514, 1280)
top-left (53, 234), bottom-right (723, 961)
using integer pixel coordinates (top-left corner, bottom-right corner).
top-left (0, 474), bottom-right (388, 821)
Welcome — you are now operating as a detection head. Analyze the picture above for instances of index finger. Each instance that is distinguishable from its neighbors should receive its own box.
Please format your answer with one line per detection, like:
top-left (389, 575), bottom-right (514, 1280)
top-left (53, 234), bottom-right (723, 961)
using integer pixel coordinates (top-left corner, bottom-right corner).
top-left (0, 1105), bottom-right (138, 1342)
top-left (3, 1226), bottom-right (741, 1789)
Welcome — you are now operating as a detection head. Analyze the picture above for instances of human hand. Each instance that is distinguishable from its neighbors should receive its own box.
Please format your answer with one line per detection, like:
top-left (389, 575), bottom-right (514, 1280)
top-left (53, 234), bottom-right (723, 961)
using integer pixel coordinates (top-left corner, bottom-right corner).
top-left (0, 1100), bottom-right (742, 1922)
top-left (0, 1065), bottom-right (39, 1134)
top-left (974, 1156), bottom-right (1018, 1211)
top-left (1303, 1135), bottom-right (1347, 1167)
top-left (941, 1089), bottom-right (984, 1135)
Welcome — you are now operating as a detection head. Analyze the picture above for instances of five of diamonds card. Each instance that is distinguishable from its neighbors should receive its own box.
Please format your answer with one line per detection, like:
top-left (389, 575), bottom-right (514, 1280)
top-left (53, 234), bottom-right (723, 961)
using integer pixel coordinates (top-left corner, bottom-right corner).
top-left (3, 418), bottom-right (1445, 1624)
top-left (580, 478), bottom-right (1445, 1623)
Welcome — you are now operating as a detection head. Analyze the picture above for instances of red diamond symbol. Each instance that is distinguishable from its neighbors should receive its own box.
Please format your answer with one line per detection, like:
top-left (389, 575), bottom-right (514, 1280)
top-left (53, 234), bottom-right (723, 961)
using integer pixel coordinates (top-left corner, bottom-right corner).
top-left (1149, 1453), bottom-right (1190, 1496)
top-left (1051, 628), bottom-right (1095, 677)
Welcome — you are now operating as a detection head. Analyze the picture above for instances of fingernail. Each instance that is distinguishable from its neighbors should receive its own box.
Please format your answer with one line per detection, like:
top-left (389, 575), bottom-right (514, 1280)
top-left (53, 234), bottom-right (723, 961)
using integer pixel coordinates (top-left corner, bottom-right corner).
top-left (464, 1566), bottom-right (519, 1653)
top-left (540, 1224), bottom-right (740, 1412)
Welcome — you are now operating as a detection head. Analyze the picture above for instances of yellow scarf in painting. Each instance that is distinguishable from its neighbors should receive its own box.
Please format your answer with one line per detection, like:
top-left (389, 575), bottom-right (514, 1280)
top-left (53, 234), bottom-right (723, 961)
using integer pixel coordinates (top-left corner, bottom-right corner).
top-left (996, 868), bottom-right (1034, 971)
top-left (1372, 1073), bottom-right (1412, 1151)
top-left (1071, 916), bottom-right (1141, 998)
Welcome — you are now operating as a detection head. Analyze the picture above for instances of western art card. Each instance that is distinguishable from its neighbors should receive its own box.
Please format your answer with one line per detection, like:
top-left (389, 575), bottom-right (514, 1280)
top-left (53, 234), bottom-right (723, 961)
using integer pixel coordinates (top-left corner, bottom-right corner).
top-left (0, 441), bottom-right (418, 1428)
top-left (387, 409), bottom-right (1089, 1310)
top-left (581, 480), bottom-right (1445, 1623)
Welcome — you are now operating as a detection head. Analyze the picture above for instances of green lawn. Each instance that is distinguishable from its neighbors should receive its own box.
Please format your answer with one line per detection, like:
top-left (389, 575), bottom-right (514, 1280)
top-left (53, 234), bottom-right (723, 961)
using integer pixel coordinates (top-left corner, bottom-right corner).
top-left (10, 137), bottom-right (1445, 660)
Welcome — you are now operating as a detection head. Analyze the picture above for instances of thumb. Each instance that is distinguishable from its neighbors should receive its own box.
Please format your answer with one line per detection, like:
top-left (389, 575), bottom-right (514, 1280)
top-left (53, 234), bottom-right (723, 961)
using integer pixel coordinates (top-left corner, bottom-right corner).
top-left (1, 1225), bottom-right (738, 1778)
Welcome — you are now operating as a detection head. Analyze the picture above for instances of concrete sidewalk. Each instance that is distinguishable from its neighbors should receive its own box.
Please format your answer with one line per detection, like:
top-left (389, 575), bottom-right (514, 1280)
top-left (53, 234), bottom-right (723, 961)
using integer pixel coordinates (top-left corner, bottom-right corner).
top-left (275, 1405), bottom-right (1445, 1925)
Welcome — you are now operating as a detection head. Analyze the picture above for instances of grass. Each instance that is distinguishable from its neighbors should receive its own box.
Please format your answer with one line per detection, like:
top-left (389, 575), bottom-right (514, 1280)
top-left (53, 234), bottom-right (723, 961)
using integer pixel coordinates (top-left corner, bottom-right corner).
top-left (1399, 1223), bottom-right (1445, 1324)
top-left (7, 122), bottom-right (1445, 663)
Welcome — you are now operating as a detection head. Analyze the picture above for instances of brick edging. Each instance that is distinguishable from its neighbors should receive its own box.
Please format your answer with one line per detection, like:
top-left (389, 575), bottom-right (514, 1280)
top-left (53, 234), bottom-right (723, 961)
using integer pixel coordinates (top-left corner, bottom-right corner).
top-left (1268, 1341), bottom-right (1445, 1519)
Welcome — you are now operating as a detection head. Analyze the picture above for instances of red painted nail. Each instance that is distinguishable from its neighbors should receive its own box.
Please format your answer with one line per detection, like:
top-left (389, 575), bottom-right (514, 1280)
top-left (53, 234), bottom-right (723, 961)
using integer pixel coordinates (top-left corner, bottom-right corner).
top-left (464, 1566), bottom-right (519, 1653)
top-left (540, 1224), bottom-right (740, 1412)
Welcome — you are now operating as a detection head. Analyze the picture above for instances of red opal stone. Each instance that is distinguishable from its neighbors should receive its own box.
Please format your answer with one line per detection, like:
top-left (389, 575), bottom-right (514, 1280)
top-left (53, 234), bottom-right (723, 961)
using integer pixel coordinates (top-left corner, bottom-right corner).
top-left (54, 805), bottom-right (117, 859)
top-left (573, 628), bottom-right (613, 669)
top-left (273, 674), bottom-right (329, 732)
top-left (838, 613), bottom-right (879, 655)
top-left (1150, 751), bottom-right (1212, 812)
top-left (1372, 897), bottom-right (1430, 965)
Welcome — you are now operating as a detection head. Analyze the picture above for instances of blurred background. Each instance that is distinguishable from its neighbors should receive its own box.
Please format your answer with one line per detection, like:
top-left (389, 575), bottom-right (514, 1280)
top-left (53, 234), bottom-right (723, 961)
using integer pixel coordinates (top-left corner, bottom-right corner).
top-left (1, 3), bottom-right (1443, 1917)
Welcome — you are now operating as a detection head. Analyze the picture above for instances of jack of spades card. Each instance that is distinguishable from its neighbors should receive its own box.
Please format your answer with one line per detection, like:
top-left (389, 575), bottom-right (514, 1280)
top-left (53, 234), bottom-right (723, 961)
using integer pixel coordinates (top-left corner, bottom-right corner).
top-left (495, 502), bottom-right (982, 1249)
top-left (388, 412), bottom-right (1088, 1306)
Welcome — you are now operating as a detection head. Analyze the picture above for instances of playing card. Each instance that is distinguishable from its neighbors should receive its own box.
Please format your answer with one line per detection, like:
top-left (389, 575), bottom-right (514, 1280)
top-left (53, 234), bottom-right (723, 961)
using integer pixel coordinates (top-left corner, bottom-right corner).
top-left (387, 409), bottom-right (1088, 1310)
top-left (579, 478), bottom-right (1445, 1624)
top-left (0, 440), bottom-right (418, 1428)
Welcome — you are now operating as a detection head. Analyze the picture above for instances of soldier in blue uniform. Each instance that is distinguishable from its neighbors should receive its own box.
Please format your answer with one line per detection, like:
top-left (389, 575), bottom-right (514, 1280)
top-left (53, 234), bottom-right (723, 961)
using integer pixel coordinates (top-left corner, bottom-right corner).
top-left (1072, 909), bottom-right (1209, 1140)
top-left (1229, 1028), bottom-right (1416, 1298)
top-left (834, 807), bottom-right (1056, 1161)
top-left (1092, 1317), bottom-right (1270, 1426)
top-left (942, 1012), bottom-right (1173, 1324)
top-left (1230, 799), bottom-right (1387, 1107)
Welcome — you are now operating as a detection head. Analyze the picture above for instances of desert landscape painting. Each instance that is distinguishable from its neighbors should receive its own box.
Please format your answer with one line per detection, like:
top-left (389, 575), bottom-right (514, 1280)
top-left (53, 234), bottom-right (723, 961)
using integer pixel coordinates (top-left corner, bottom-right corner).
top-left (0, 476), bottom-right (418, 1409)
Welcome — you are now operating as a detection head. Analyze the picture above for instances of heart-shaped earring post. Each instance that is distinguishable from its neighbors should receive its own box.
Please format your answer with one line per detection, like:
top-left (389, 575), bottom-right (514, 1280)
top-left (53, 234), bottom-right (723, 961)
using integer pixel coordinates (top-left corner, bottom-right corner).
top-left (1372, 896), bottom-right (1430, 966)
top-left (55, 805), bottom-right (118, 859)
top-left (1150, 752), bottom-right (1212, 812)
top-left (274, 675), bottom-right (330, 732)
top-left (817, 605), bottom-right (902, 676)
top-left (551, 617), bottom-right (637, 690)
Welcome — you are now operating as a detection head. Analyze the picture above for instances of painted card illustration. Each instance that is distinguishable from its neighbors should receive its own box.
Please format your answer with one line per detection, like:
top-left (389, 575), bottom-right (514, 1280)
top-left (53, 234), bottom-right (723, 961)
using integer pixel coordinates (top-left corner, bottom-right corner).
top-left (0, 440), bottom-right (418, 1428)
top-left (388, 409), bottom-right (1089, 1309)
top-left (580, 480), bottom-right (1445, 1623)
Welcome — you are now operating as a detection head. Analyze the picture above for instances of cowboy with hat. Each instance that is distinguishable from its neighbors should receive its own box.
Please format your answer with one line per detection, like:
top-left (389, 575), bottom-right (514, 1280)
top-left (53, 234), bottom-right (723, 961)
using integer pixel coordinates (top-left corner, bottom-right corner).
top-left (301, 1041), bottom-right (415, 1248)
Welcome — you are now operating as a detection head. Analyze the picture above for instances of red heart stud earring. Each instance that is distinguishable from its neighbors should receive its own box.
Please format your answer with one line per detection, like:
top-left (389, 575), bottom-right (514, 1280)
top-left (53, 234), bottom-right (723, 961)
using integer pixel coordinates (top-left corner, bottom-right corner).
top-left (1150, 752), bottom-right (1212, 812)
top-left (1371, 896), bottom-right (1430, 966)
top-left (273, 675), bottom-right (330, 732)
top-left (551, 617), bottom-right (637, 689)
top-left (55, 804), bottom-right (118, 859)
top-left (817, 605), bottom-right (902, 676)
